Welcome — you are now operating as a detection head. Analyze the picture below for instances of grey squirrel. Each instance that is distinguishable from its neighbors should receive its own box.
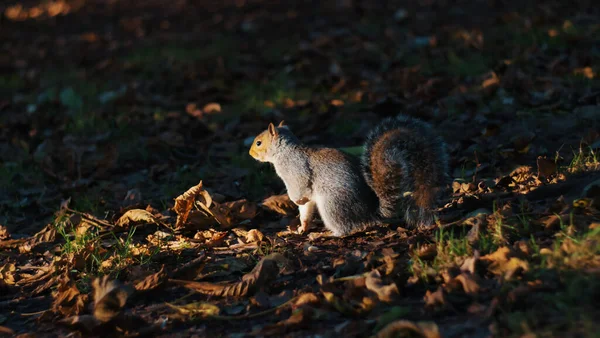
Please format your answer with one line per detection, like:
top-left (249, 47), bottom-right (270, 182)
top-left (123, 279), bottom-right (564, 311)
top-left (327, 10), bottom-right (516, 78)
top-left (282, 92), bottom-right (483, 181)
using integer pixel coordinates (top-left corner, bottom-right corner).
top-left (249, 115), bottom-right (449, 236)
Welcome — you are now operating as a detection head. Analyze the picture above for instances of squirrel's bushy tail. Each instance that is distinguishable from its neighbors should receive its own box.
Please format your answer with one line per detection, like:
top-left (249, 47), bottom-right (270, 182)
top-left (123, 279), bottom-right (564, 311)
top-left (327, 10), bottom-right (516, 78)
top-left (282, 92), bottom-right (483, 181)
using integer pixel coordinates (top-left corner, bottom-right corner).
top-left (361, 115), bottom-right (449, 228)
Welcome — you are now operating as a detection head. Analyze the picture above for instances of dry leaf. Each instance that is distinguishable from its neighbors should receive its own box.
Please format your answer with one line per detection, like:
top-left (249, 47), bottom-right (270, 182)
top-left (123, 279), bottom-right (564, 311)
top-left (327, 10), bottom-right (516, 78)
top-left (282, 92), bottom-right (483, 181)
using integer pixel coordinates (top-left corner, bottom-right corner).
top-left (167, 301), bottom-right (220, 318)
top-left (294, 293), bottom-right (320, 308)
top-left (261, 194), bottom-right (297, 216)
top-left (174, 181), bottom-right (204, 228)
top-left (365, 270), bottom-right (399, 302)
top-left (377, 320), bottom-right (441, 338)
top-left (134, 265), bottom-right (167, 292)
top-left (52, 277), bottom-right (87, 317)
top-left (0, 225), bottom-right (9, 240)
top-left (537, 156), bottom-right (557, 178)
top-left (116, 209), bottom-right (156, 227)
top-left (0, 263), bottom-right (17, 289)
top-left (92, 276), bottom-right (134, 323)
top-left (170, 254), bottom-right (280, 297)
top-left (245, 229), bottom-right (264, 243)
top-left (453, 273), bottom-right (480, 295)
top-left (481, 247), bottom-right (529, 280)
top-left (221, 199), bottom-right (257, 221)
top-left (424, 287), bottom-right (446, 309)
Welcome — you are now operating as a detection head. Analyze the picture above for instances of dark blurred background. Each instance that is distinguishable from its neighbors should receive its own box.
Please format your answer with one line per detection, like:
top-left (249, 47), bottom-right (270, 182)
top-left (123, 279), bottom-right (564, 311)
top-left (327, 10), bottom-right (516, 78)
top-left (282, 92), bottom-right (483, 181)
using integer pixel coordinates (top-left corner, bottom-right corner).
top-left (1, 0), bottom-right (599, 234)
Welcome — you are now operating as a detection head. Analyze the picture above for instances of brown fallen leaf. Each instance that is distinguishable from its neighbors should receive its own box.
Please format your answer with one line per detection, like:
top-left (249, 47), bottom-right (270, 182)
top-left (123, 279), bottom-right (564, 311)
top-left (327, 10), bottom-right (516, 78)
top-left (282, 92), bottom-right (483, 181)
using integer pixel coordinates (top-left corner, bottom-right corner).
top-left (167, 301), bottom-right (221, 318)
top-left (245, 229), bottom-right (265, 243)
top-left (261, 194), bottom-right (297, 216)
top-left (220, 199), bottom-right (258, 222)
top-left (134, 265), bottom-right (167, 292)
top-left (116, 209), bottom-right (156, 228)
top-left (170, 254), bottom-right (280, 297)
top-left (377, 320), bottom-right (441, 338)
top-left (293, 293), bottom-right (320, 308)
top-left (365, 270), bottom-right (399, 302)
top-left (481, 247), bottom-right (529, 280)
top-left (452, 273), bottom-right (480, 295)
top-left (424, 287), bottom-right (446, 310)
top-left (92, 276), bottom-right (134, 323)
top-left (0, 326), bottom-right (14, 335)
top-left (537, 156), bottom-right (557, 178)
top-left (173, 181), bottom-right (204, 228)
top-left (52, 277), bottom-right (87, 317)
top-left (0, 263), bottom-right (17, 289)
top-left (27, 223), bottom-right (58, 247)
top-left (0, 225), bottom-right (9, 240)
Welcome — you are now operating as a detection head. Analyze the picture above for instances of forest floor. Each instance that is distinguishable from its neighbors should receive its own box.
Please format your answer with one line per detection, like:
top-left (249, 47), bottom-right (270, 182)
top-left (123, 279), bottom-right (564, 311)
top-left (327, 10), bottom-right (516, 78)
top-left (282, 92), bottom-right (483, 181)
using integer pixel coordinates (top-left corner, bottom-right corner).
top-left (1, 0), bottom-right (599, 337)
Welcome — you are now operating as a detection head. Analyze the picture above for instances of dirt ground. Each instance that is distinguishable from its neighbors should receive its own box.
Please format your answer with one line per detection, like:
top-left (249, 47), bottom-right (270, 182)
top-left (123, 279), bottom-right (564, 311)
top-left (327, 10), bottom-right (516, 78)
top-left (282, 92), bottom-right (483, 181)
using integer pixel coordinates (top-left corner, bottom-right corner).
top-left (1, 0), bottom-right (599, 337)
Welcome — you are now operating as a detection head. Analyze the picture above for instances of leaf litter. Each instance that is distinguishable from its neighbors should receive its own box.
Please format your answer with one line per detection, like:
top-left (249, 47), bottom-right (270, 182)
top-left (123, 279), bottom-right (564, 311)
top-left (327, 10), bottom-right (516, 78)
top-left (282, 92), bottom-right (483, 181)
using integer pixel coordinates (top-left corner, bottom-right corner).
top-left (1, 0), bottom-right (600, 337)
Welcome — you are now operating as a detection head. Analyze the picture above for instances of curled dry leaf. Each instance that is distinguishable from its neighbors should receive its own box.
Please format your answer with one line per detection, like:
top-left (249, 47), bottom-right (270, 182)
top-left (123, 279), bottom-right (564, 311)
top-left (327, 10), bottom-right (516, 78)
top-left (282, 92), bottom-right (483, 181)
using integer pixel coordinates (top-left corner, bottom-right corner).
top-left (245, 229), bottom-right (264, 243)
top-left (424, 287), bottom-right (446, 310)
top-left (365, 270), bottom-right (399, 302)
top-left (452, 273), bottom-right (480, 295)
top-left (376, 320), bottom-right (441, 338)
top-left (92, 276), bottom-right (134, 323)
top-left (294, 293), bottom-right (320, 308)
top-left (170, 254), bottom-right (280, 297)
top-left (52, 277), bottom-right (87, 317)
top-left (0, 225), bottom-right (9, 240)
top-left (116, 209), bottom-right (156, 227)
top-left (173, 181), bottom-right (204, 228)
top-left (481, 247), bottom-right (529, 280)
top-left (0, 263), bottom-right (17, 289)
top-left (28, 223), bottom-right (57, 247)
top-left (134, 265), bottom-right (167, 292)
top-left (261, 194), bottom-right (297, 216)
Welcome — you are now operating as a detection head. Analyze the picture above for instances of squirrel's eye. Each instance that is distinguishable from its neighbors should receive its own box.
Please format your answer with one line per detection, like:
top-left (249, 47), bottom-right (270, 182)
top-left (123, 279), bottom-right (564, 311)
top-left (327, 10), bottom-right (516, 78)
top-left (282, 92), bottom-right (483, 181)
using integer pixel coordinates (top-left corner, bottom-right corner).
top-left (256, 141), bottom-right (262, 146)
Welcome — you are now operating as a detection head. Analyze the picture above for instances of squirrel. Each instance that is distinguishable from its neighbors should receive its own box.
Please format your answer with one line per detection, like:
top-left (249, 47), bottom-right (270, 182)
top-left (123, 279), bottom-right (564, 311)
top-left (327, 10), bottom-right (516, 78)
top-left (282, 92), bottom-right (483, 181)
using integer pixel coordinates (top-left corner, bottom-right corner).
top-left (249, 115), bottom-right (449, 236)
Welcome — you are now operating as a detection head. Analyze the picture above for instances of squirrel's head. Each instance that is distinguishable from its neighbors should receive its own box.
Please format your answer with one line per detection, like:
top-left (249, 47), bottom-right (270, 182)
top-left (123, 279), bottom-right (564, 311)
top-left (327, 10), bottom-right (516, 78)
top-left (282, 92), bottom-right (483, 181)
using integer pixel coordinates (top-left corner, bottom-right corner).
top-left (249, 121), bottom-right (287, 162)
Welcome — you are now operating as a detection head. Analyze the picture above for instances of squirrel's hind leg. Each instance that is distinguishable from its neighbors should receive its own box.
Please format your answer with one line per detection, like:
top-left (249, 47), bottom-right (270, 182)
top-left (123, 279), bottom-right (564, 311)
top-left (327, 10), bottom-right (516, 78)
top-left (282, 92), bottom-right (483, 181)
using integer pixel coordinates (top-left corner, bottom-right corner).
top-left (298, 201), bottom-right (317, 234)
top-left (314, 195), bottom-right (355, 237)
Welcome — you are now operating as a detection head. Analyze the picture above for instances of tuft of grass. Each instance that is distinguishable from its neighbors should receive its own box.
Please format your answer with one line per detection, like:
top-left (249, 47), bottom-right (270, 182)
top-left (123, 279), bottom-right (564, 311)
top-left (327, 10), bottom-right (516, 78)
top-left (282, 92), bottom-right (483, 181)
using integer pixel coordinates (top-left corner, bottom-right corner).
top-left (567, 146), bottom-right (599, 173)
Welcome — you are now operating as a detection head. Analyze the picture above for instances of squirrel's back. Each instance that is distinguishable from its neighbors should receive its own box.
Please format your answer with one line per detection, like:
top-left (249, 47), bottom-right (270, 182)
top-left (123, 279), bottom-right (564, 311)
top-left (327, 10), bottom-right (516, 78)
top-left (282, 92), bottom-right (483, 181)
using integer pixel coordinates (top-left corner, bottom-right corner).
top-left (361, 115), bottom-right (449, 228)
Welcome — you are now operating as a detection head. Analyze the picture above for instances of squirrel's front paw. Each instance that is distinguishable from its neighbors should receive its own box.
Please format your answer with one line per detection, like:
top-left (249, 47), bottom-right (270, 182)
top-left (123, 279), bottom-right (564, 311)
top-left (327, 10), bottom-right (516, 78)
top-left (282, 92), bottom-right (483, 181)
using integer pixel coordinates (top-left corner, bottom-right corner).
top-left (297, 220), bottom-right (312, 234)
top-left (295, 197), bottom-right (310, 205)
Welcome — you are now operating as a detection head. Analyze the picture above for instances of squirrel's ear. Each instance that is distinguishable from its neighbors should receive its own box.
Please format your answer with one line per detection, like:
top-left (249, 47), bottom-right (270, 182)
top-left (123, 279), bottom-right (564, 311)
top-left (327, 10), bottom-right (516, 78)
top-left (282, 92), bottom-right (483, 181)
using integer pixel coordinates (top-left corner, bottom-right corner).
top-left (268, 123), bottom-right (278, 137)
top-left (278, 120), bottom-right (286, 127)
